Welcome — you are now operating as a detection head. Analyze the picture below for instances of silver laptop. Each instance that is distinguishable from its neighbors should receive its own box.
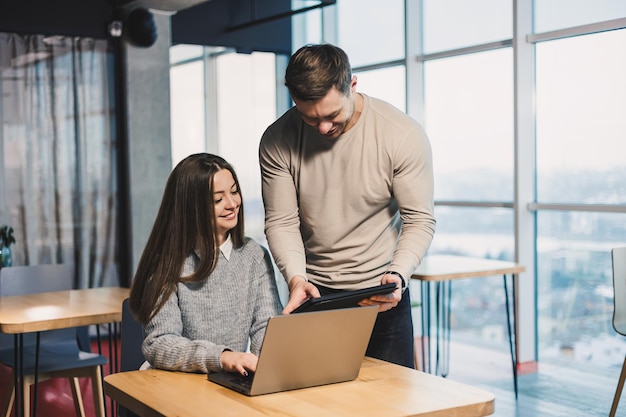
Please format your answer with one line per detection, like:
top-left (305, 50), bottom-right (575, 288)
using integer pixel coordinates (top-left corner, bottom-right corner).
top-left (207, 306), bottom-right (378, 396)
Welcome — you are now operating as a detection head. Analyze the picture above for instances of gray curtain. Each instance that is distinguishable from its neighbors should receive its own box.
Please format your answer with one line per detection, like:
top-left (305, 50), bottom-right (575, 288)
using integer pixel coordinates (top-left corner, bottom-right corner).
top-left (0, 33), bottom-right (119, 288)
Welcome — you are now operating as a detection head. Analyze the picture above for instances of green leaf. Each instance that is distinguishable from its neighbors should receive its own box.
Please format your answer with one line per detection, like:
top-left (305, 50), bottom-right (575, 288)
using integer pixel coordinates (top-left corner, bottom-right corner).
top-left (0, 224), bottom-right (16, 247)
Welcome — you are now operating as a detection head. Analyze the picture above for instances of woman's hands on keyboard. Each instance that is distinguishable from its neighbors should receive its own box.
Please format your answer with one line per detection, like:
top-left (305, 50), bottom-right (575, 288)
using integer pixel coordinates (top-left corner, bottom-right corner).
top-left (220, 351), bottom-right (258, 376)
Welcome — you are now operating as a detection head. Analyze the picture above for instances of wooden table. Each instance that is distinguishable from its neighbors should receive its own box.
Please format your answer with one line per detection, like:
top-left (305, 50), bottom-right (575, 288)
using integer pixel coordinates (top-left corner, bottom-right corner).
top-left (412, 255), bottom-right (525, 397)
top-left (104, 357), bottom-right (495, 417)
top-left (0, 287), bottom-right (130, 333)
top-left (0, 286), bottom-right (130, 417)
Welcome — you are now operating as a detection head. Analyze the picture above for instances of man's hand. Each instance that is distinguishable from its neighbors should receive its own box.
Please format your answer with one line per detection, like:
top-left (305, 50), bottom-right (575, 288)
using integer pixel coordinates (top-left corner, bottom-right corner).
top-left (220, 351), bottom-right (258, 376)
top-left (357, 273), bottom-right (403, 312)
top-left (282, 275), bottom-right (320, 314)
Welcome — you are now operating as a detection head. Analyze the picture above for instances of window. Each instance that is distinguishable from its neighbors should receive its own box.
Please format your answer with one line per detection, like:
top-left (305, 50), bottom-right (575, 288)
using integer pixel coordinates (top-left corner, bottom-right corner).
top-left (425, 49), bottom-right (514, 202)
top-left (0, 33), bottom-right (120, 287)
top-left (422, 0), bottom-right (512, 53)
top-left (168, 0), bottom-right (626, 374)
top-left (534, 0), bottom-right (626, 33)
top-left (535, 28), bottom-right (626, 365)
top-left (535, 30), bottom-right (626, 204)
top-left (214, 52), bottom-right (277, 242)
top-left (337, 0), bottom-right (404, 67)
top-left (170, 60), bottom-right (206, 164)
top-left (354, 66), bottom-right (406, 112)
top-left (171, 48), bottom-right (276, 244)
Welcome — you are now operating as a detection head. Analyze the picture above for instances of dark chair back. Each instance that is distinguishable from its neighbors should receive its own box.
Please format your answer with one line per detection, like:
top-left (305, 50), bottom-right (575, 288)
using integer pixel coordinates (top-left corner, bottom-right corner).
top-left (118, 298), bottom-right (145, 417)
top-left (120, 298), bottom-right (146, 372)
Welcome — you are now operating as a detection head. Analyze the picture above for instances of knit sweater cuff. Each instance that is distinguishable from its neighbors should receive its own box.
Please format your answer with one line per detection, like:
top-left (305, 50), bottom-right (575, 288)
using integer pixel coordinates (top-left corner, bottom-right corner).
top-left (208, 347), bottom-right (230, 372)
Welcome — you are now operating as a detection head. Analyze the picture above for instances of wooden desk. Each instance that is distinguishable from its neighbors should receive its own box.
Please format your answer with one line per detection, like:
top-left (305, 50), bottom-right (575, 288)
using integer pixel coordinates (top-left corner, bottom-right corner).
top-left (0, 286), bottom-right (130, 333)
top-left (0, 286), bottom-right (130, 417)
top-left (104, 357), bottom-right (495, 417)
top-left (412, 255), bottom-right (525, 397)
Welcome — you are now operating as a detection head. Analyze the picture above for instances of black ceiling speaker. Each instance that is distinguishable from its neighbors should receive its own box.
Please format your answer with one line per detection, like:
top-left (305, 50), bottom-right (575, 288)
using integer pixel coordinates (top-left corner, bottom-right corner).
top-left (125, 7), bottom-right (158, 47)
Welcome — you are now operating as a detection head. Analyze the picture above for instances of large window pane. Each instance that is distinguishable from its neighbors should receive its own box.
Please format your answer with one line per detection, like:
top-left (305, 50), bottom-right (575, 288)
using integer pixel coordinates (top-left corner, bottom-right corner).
top-left (170, 44), bottom-right (203, 64)
top-left (215, 52), bottom-right (276, 244)
top-left (355, 66), bottom-right (406, 112)
top-left (292, 4), bottom-right (322, 46)
top-left (424, 49), bottom-right (514, 202)
top-left (536, 30), bottom-right (626, 204)
top-left (170, 51), bottom-right (276, 243)
top-left (430, 207), bottom-right (515, 260)
top-left (1, 34), bottom-right (119, 286)
top-left (170, 60), bottom-right (206, 167)
top-left (422, 0), bottom-right (512, 53)
top-left (429, 206), bottom-right (515, 351)
top-left (337, 0), bottom-right (404, 67)
top-left (534, 0), bottom-right (626, 33)
top-left (537, 211), bottom-right (626, 367)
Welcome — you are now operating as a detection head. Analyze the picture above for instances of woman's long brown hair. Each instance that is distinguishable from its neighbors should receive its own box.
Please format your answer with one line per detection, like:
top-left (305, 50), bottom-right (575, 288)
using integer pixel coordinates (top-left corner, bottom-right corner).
top-left (129, 153), bottom-right (245, 325)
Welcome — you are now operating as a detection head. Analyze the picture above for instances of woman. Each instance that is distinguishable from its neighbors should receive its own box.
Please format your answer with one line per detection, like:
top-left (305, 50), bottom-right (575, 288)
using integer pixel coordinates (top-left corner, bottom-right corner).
top-left (129, 153), bottom-right (283, 376)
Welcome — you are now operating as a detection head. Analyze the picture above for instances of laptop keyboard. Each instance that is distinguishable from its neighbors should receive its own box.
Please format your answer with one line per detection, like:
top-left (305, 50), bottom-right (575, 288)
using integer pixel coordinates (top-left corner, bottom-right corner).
top-left (229, 371), bottom-right (255, 389)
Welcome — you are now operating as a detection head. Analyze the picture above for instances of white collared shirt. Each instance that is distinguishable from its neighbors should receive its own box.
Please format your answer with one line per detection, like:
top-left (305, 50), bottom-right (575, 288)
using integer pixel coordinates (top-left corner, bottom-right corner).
top-left (220, 234), bottom-right (233, 261)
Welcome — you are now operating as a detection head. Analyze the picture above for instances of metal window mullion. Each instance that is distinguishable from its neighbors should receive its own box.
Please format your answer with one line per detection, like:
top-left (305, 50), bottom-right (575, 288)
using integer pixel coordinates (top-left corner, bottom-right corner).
top-left (528, 203), bottom-right (626, 213)
top-left (434, 201), bottom-right (514, 209)
top-left (203, 48), bottom-right (219, 154)
top-left (416, 39), bottom-right (513, 63)
top-left (528, 17), bottom-right (626, 44)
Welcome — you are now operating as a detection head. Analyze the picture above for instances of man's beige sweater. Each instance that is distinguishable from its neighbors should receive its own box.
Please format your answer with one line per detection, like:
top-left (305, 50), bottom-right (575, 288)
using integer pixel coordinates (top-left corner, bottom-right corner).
top-left (260, 94), bottom-right (436, 289)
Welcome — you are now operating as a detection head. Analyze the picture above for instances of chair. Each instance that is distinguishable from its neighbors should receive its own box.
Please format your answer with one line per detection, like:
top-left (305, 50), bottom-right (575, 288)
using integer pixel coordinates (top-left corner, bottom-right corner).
top-left (610, 247), bottom-right (626, 417)
top-left (118, 298), bottom-right (145, 417)
top-left (0, 264), bottom-right (107, 417)
top-left (120, 298), bottom-right (145, 373)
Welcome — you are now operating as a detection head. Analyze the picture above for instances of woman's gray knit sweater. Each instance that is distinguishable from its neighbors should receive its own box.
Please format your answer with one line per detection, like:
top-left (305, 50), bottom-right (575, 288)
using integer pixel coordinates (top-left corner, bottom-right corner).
top-left (142, 238), bottom-right (283, 373)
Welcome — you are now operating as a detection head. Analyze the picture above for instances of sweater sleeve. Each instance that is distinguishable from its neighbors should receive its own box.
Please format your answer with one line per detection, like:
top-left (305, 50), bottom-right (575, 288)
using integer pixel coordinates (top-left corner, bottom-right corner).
top-left (142, 290), bottom-right (228, 373)
top-left (259, 126), bottom-right (308, 284)
top-left (249, 245), bottom-right (283, 355)
top-left (388, 123), bottom-right (436, 278)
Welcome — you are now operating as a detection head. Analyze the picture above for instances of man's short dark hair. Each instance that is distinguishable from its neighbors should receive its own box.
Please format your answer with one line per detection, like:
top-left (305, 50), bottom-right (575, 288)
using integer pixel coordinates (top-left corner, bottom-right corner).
top-left (285, 44), bottom-right (352, 101)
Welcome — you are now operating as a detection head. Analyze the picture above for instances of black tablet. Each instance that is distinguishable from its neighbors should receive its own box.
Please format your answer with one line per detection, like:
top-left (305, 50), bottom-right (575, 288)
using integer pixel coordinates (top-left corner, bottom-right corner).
top-left (292, 282), bottom-right (398, 314)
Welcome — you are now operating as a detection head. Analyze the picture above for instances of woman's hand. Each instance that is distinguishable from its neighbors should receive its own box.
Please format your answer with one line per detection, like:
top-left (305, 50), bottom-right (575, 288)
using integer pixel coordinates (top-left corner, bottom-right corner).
top-left (220, 351), bottom-right (258, 376)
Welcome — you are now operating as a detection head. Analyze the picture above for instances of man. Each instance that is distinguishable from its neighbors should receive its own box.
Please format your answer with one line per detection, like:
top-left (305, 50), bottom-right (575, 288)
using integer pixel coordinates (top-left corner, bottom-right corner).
top-left (259, 44), bottom-right (435, 368)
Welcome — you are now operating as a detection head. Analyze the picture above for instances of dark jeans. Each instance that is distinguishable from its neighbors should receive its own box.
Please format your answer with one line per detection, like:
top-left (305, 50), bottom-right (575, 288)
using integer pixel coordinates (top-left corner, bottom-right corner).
top-left (314, 284), bottom-right (415, 368)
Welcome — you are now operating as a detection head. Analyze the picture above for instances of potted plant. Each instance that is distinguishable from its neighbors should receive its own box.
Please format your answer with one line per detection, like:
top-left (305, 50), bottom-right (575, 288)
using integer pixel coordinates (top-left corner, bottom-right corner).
top-left (0, 224), bottom-right (15, 268)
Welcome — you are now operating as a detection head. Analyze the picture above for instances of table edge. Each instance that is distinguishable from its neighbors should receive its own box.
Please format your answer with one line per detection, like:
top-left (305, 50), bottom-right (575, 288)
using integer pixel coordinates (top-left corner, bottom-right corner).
top-left (412, 265), bottom-right (525, 281)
